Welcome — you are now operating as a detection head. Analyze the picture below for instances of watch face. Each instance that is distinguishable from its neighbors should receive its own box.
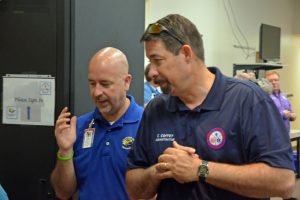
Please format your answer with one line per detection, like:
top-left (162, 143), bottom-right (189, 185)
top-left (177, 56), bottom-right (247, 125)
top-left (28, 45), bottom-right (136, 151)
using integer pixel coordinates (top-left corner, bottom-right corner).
top-left (198, 161), bottom-right (209, 178)
top-left (199, 165), bottom-right (208, 175)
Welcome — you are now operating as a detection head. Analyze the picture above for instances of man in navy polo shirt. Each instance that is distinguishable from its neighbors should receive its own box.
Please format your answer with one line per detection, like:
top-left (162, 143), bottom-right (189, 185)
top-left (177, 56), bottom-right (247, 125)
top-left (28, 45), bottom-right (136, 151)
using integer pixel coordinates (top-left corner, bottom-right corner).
top-left (51, 47), bottom-right (143, 200)
top-left (126, 14), bottom-right (295, 200)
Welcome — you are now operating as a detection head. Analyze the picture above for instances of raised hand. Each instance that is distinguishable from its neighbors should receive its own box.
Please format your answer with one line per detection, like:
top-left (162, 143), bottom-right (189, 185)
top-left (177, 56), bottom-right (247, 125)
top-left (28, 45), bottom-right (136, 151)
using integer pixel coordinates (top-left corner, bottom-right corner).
top-left (54, 107), bottom-right (77, 156)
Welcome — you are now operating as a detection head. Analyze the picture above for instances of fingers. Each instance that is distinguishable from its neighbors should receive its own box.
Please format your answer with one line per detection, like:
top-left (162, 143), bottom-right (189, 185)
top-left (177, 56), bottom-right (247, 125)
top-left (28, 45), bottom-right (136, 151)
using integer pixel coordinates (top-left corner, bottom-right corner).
top-left (160, 141), bottom-right (197, 163)
top-left (60, 106), bottom-right (68, 114)
top-left (57, 107), bottom-right (72, 121)
top-left (70, 116), bottom-right (77, 133)
top-left (156, 162), bottom-right (169, 172)
top-left (55, 107), bottom-right (74, 135)
top-left (56, 107), bottom-right (73, 124)
top-left (154, 162), bottom-right (190, 183)
top-left (290, 112), bottom-right (296, 119)
top-left (154, 163), bottom-right (173, 180)
top-left (158, 154), bottom-right (172, 165)
top-left (173, 141), bottom-right (196, 154)
top-left (156, 141), bottom-right (200, 183)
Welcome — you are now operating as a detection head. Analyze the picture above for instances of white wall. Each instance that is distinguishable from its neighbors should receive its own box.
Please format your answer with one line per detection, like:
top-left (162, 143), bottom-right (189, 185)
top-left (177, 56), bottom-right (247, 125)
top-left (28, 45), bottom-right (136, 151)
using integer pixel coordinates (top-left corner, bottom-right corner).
top-left (287, 0), bottom-right (300, 130)
top-left (293, 0), bottom-right (300, 34)
top-left (146, 0), bottom-right (300, 129)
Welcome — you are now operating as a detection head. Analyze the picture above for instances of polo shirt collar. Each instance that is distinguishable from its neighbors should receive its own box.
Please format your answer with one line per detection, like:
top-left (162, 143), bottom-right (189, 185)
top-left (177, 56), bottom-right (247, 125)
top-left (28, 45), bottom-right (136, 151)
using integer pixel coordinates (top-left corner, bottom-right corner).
top-left (166, 67), bottom-right (226, 112)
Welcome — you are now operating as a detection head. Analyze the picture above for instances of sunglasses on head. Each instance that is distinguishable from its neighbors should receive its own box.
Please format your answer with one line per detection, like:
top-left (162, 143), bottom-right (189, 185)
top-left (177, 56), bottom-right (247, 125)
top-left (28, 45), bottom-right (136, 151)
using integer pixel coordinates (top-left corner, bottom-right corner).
top-left (145, 23), bottom-right (185, 45)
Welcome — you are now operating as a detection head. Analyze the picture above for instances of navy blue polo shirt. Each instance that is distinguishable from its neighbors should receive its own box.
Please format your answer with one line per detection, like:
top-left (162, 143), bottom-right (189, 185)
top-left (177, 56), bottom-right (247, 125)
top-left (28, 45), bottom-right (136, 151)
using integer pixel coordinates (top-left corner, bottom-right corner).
top-left (73, 95), bottom-right (143, 200)
top-left (127, 67), bottom-right (294, 200)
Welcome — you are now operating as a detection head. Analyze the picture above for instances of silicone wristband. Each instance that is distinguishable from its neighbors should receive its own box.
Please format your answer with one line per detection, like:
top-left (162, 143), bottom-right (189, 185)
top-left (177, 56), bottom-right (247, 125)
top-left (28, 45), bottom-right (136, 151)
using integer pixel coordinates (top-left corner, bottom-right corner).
top-left (57, 151), bottom-right (74, 161)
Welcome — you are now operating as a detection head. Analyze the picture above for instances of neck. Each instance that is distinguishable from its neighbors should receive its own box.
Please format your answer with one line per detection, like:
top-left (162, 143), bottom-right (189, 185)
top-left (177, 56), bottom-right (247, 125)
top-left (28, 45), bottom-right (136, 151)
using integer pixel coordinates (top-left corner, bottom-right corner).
top-left (179, 67), bottom-right (215, 110)
top-left (273, 89), bottom-right (280, 96)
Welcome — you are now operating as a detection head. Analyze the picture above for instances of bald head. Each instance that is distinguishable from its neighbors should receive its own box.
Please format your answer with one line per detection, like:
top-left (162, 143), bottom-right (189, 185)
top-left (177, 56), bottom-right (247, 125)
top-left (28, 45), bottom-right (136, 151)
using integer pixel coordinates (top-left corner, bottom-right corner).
top-left (89, 47), bottom-right (129, 74)
top-left (88, 47), bottom-right (132, 121)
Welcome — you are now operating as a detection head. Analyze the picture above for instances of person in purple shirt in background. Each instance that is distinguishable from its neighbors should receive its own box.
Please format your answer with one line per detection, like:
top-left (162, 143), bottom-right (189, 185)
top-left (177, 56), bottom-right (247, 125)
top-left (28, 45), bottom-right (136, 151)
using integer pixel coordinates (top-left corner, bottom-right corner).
top-left (265, 70), bottom-right (298, 200)
top-left (265, 70), bottom-right (296, 133)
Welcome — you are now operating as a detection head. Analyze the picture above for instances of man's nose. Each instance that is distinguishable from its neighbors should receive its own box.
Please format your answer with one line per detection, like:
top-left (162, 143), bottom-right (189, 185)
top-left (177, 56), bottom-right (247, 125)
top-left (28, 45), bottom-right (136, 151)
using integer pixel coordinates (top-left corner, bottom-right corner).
top-left (94, 84), bottom-right (104, 96)
top-left (151, 66), bottom-right (159, 76)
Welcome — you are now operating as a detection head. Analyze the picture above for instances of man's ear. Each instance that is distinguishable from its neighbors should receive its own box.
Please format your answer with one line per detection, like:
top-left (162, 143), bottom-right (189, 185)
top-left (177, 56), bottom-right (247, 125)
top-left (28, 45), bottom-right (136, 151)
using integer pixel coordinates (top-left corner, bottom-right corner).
top-left (181, 45), bottom-right (193, 61)
top-left (124, 74), bottom-right (132, 91)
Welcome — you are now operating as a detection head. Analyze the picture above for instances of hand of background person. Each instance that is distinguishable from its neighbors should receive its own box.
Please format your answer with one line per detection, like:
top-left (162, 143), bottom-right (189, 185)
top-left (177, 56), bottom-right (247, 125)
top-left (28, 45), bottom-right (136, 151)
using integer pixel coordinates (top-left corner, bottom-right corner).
top-left (289, 111), bottom-right (296, 121)
top-left (283, 110), bottom-right (291, 119)
top-left (283, 110), bottom-right (297, 121)
top-left (55, 107), bottom-right (77, 156)
top-left (155, 141), bottom-right (201, 183)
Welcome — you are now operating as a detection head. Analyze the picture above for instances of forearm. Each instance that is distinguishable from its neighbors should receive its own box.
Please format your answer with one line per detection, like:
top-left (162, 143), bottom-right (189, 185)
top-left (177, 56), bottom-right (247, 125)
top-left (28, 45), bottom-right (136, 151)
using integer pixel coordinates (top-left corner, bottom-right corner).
top-left (206, 162), bottom-right (295, 198)
top-left (51, 160), bottom-right (77, 200)
top-left (126, 166), bottom-right (160, 199)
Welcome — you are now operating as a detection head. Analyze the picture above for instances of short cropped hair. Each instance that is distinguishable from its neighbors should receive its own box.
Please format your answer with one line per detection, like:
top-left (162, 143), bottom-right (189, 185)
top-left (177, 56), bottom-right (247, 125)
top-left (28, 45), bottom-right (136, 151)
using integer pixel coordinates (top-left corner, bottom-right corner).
top-left (265, 70), bottom-right (280, 78)
top-left (140, 14), bottom-right (205, 62)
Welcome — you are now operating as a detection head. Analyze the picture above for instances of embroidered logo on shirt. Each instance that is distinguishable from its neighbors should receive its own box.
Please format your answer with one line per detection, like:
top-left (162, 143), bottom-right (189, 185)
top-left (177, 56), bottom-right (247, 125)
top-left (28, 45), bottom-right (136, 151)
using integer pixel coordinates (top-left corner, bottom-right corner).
top-left (207, 128), bottom-right (226, 149)
top-left (155, 133), bottom-right (175, 142)
top-left (122, 137), bottom-right (135, 150)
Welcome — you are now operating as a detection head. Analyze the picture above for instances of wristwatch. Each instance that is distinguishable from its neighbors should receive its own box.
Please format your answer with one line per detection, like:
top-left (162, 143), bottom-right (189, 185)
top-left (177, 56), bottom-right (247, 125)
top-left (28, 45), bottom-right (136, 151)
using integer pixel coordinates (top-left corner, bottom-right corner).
top-left (197, 160), bottom-right (209, 182)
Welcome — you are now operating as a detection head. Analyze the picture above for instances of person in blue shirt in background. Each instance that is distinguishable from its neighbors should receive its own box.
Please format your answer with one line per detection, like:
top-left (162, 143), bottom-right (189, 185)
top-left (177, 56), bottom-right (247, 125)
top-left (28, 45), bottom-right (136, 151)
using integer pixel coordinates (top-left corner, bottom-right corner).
top-left (144, 63), bottom-right (161, 107)
top-left (0, 184), bottom-right (8, 200)
top-left (51, 47), bottom-right (143, 200)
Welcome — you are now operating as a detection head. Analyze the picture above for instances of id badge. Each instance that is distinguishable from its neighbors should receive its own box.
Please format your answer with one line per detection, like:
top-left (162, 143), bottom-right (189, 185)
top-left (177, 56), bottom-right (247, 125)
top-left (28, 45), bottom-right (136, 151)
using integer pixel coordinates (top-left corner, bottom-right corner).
top-left (82, 128), bottom-right (95, 148)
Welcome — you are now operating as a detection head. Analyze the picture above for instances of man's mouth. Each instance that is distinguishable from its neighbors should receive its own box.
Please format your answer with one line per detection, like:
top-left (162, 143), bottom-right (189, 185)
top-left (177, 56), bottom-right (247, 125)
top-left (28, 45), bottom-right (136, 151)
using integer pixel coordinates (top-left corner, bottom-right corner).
top-left (154, 77), bottom-right (167, 84)
top-left (97, 98), bottom-right (108, 105)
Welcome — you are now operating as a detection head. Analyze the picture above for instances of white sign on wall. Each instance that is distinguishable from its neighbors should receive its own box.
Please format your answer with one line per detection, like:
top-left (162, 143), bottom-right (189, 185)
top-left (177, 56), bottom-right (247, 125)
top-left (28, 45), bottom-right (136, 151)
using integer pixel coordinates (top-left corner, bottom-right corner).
top-left (2, 74), bottom-right (55, 126)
